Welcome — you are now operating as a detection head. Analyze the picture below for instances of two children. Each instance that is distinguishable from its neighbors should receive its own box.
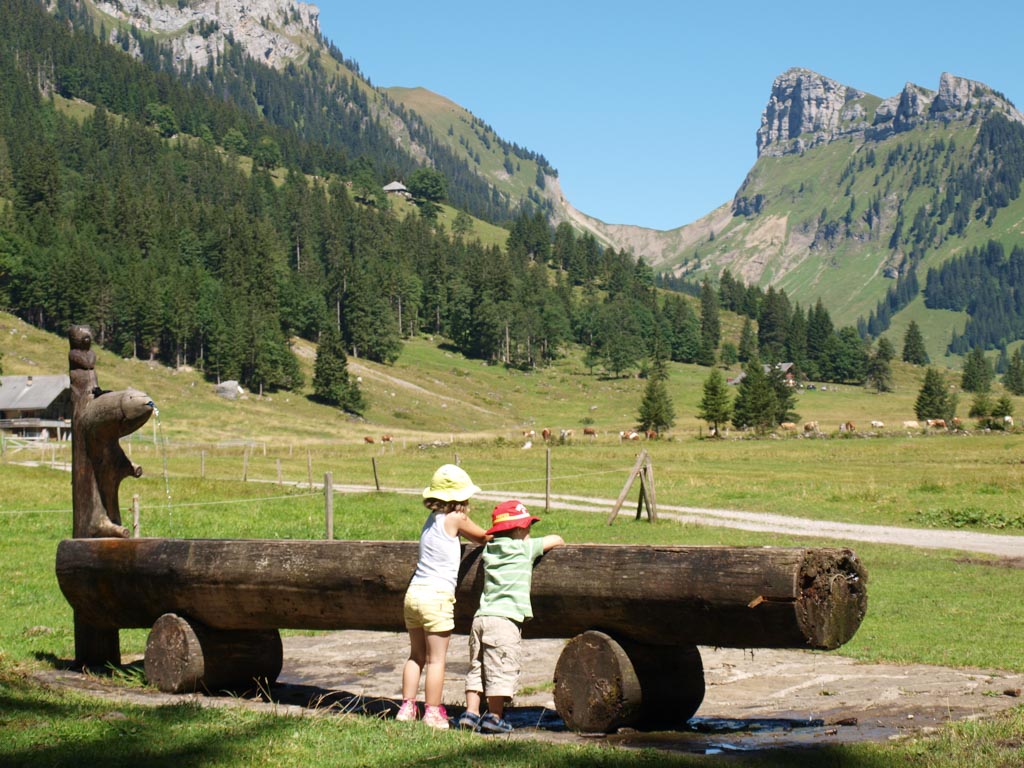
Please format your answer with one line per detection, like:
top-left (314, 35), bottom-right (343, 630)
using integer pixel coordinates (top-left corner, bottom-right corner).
top-left (399, 464), bottom-right (563, 733)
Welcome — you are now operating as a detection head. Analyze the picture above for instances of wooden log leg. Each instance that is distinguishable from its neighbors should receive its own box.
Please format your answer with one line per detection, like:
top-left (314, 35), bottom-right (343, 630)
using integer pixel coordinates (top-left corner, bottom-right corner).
top-left (615, 637), bottom-right (704, 730)
top-left (553, 630), bottom-right (704, 733)
top-left (553, 630), bottom-right (642, 732)
top-left (144, 613), bottom-right (283, 694)
top-left (73, 611), bottom-right (120, 670)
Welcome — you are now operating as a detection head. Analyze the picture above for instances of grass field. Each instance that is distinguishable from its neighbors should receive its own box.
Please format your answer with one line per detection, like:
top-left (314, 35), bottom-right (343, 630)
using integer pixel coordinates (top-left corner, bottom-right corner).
top-left (2, 314), bottom-right (1024, 765)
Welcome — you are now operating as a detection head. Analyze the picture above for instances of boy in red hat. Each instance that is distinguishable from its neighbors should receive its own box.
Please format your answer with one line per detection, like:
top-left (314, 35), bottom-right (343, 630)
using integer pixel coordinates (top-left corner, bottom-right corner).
top-left (457, 500), bottom-right (564, 734)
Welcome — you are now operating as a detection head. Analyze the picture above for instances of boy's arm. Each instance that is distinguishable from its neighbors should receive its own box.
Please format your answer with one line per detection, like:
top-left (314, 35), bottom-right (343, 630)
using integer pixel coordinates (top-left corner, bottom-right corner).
top-left (540, 534), bottom-right (564, 553)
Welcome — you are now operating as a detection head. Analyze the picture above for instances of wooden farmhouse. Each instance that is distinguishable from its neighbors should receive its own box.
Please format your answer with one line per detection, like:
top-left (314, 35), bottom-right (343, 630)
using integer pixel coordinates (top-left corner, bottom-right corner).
top-left (0, 374), bottom-right (72, 440)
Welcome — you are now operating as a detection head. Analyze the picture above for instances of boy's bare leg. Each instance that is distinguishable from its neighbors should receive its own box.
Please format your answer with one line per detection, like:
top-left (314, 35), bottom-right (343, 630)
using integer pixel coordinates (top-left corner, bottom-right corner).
top-left (486, 695), bottom-right (508, 718)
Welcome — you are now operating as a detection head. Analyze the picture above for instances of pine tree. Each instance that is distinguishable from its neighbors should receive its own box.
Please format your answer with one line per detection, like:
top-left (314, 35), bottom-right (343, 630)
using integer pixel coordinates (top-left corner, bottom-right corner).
top-left (1003, 348), bottom-right (1024, 396)
top-left (738, 317), bottom-right (757, 363)
top-left (637, 357), bottom-right (675, 433)
top-left (961, 347), bottom-right (993, 393)
top-left (698, 278), bottom-right (720, 366)
top-left (732, 356), bottom-right (778, 434)
top-left (865, 343), bottom-right (894, 393)
top-left (992, 394), bottom-right (1015, 427)
top-left (902, 321), bottom-right (929, 365)
top-left (313, 325), bottom-right (364, 414)
top-left (914, 367), bottom-right (956, 422)
top-left (697, 368), bottom-right (732, 436)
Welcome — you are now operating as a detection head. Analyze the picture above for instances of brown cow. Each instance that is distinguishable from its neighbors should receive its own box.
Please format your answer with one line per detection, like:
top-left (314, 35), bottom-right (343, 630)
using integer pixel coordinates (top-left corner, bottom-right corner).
top-left (523, 429), bottom-right (536, 439)
top-left (541, 428), bottom-right (552, 442)
top-left (380, 434), bottom-right (393, 443)
top-left (645, 429), bottom-right (658, 440)
top-left (583, 427), bottom-right (597, 438)
top-left (803, 421), bottom-right (819, 433)
top-left (363, 436), bottom-right (375, 444)
top-left (620, 430), bottom-right (640, 441)
top-left (926, 419), bottom-right (947, 429)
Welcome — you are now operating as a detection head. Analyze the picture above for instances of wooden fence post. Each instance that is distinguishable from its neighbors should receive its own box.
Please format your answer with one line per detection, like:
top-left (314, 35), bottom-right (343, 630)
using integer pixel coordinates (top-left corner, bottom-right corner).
top-left (200, 450), bottom-right (205, 479)
top-left (324, 472), bottom-right (334, 540)
top-left (132, 494), bottom-right (140, 538)
top-left (372, 457), bottom-right (380, 491)
top-left (276, 458), bottom-right (282, 485)
top-left (306, 449), bottom-right (313, 489)
top-left (545, 447), bottom-right (551, 513)
top-left (242, 446), bottom-right (249, 482)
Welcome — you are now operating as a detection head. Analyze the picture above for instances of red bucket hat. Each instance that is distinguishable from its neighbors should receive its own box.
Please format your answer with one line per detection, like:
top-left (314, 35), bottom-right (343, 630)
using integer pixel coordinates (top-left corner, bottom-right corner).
top-left (486, 500), bottom-right (540, 535)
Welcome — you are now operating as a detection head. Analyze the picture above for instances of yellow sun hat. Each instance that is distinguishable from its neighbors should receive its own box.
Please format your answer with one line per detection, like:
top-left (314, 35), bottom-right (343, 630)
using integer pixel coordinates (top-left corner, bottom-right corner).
top-left (422, 464), bottom-right (481, 502)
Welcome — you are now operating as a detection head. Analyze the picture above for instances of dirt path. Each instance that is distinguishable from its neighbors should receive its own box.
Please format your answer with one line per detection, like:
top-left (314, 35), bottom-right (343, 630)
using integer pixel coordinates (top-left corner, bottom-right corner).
top-left (331, 483), bottom-right (1024, 558)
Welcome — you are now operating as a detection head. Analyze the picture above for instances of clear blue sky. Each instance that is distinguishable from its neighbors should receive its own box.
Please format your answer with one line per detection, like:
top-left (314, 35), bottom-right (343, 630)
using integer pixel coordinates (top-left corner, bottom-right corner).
top-left (317, 1), bottom-right (1023, 232)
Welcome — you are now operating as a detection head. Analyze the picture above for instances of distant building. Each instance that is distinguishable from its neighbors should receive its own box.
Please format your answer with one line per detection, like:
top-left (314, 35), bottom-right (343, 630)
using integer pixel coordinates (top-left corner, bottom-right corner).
top-left (0, 375), bottom-right (72, 439)
top-left (382, 181), bottom-right (411, 198)
top-left (727, 362), bottom-right (796, 387)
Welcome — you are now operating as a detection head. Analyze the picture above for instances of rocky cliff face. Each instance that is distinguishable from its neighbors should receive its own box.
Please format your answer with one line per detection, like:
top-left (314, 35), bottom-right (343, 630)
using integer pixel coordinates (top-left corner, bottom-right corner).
top-left (756, 68), bottom-right (869, 157)
top-left (91, 0), bottom-right (319, 71)
top-left (757, 69), bottom-right (1024, 158)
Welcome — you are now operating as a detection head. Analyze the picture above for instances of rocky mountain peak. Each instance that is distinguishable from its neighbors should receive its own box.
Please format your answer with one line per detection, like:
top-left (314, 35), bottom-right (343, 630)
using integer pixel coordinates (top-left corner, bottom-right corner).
top-left (757, 68), bottom-right (1023, 158)
top-left (756, 68), bottom-right (868, 157)
top-left (92, 0), bottom-right (320, 71)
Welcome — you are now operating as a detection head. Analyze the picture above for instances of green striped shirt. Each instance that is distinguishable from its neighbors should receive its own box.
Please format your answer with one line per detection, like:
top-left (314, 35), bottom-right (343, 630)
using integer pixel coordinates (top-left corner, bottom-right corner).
top-left (476, 537), bottom-right (547, 623)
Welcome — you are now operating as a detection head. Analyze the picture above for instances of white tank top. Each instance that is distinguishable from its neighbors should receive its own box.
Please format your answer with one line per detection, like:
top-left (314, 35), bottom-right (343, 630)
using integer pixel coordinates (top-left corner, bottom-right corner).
top-left (410, 512), bottom-right (461, 592)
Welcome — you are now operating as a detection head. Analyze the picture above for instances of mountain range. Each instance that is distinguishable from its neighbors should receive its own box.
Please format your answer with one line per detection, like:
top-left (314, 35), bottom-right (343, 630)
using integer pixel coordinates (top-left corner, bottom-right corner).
top-left (10, 0), bottom-right (1024, 370)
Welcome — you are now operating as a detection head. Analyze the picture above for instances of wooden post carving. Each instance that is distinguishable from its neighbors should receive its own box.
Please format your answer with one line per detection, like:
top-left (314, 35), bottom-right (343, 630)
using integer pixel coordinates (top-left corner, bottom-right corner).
top-left (69, 325), bottom-right (154, 539)
top-left (68, 324), bottom-right (154, 668)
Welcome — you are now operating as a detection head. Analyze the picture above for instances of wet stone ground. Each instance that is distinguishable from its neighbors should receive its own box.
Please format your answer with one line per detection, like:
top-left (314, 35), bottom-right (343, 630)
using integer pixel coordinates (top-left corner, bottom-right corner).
top-left (36, 630), bottom-right (1024, 756)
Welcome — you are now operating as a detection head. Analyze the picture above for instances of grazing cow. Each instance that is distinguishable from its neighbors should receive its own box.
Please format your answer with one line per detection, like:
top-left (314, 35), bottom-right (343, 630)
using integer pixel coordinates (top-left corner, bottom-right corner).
top-left (380, 434), bottom-right (393, 443)
top-left (560, 428), bottom-right (574, 441)
top-left (645, 429), bottom-right (658, 440)
top-left (523, 429), bottom-right (536, 439)
top-left (1004, 415), bottom-right (1014, 427)
top-left (620, 430), bottom-right (641, 441)
top-left (951, 417), bottom-right (963, 429)
top-left (583, 427), bottom-right (597, 438)
top-left (926, 419), bottom-right (947, 429)
top-left (780, 422), bottom-right (797, 430)
top-left (841, 421), bottom-right (856, 433)
top-left (541, 428), bottom-right (552, 442)
top-left (363, 436), bottom-right (375, 444)
top-left (870, 420), bottom-right (885, 429)
top-left (803, 421), bottom-right (819, 433)
top-left (902, 420), bottom-right (920, 429)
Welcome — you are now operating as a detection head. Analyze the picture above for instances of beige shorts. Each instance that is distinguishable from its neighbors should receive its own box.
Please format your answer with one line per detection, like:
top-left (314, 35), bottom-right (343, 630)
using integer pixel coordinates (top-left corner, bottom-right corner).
top-left (465, 615), bottom-right (522, 699)
top-left (403, 584), bottom-right (456, 633)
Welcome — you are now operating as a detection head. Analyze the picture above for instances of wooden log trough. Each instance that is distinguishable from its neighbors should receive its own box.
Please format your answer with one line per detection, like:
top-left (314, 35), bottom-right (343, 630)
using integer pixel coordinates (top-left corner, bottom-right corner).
top-left (56, 538), bottom-right (867, 732)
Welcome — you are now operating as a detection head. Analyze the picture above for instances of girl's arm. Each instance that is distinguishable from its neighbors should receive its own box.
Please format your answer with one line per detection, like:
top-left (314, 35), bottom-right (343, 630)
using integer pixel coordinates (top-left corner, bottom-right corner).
top-left (541, 534), bottom-right (565, 552)
top-left (444, 511), bottom-right (491, 543)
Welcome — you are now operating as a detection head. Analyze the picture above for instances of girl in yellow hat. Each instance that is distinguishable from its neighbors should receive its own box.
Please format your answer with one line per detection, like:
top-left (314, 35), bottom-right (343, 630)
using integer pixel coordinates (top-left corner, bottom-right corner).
top-left (397, 464), bottom-right (490, 729)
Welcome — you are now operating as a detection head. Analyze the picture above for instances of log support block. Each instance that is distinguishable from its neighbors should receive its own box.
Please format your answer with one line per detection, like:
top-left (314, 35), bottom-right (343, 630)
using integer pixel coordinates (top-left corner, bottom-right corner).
top-left (553, 630), bottom-right (704, 733)
top-left (144, 613), bottom-right (283, 694)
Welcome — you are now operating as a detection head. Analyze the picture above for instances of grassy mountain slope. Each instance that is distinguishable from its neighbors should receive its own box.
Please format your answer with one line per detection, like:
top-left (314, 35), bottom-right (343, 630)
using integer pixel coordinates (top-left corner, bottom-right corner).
top-left (3, 309), bottom-right (1006, 446)
top-left (384, 87), bottom-right (552, 214)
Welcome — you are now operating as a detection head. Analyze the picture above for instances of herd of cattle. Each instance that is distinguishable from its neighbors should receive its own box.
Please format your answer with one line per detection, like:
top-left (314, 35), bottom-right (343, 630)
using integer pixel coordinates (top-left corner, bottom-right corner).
top-left (363, 416), bottom-right (1016, 446)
